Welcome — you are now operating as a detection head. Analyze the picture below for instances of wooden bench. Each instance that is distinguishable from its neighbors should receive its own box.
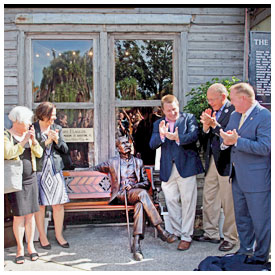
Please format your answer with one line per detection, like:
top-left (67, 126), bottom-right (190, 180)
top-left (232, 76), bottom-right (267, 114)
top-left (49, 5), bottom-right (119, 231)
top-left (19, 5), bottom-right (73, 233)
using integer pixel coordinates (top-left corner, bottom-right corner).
top-left (63, 166), bottom-right (158, 214)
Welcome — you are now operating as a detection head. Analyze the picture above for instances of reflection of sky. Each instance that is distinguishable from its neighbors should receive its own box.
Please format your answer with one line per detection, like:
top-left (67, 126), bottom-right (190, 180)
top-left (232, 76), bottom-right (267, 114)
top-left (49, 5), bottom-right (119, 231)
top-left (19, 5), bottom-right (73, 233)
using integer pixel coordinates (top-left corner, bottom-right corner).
top-left (33, 40), bottom-right (93, 87)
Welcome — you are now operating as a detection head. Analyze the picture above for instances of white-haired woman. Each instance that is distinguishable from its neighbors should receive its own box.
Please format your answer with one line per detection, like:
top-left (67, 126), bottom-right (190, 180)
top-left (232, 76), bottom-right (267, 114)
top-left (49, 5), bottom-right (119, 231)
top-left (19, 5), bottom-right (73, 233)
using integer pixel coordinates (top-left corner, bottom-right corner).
top-left (4, 106), bottom-right (43, 264)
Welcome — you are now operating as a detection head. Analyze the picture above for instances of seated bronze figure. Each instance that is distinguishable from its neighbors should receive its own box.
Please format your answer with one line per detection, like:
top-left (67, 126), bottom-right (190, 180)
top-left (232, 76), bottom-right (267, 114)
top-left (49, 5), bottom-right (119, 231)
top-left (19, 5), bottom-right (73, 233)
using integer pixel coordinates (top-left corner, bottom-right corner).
top-left (93, 135), bottom-right (176, 261)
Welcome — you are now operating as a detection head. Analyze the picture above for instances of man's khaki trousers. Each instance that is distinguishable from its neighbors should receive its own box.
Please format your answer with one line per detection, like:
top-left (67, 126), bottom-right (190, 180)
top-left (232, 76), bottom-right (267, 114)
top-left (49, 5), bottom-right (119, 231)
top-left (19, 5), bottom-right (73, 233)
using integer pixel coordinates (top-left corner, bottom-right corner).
top-left (203, 156), bottom-right (238, 243)
top-left (162, 164), bottom-right (197, 242)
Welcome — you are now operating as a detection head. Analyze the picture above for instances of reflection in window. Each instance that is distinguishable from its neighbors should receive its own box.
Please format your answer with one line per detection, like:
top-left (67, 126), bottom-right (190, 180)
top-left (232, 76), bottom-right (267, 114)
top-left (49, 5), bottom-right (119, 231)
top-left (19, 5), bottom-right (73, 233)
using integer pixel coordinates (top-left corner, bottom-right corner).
top-left (32, 40), bottom-right (93, 103)
top-left (116, 107), bottom-right (162, 165)
top-left (115, 40), bottom-right (173, 100)
top-left (56, 109), bottom-right (95, 168)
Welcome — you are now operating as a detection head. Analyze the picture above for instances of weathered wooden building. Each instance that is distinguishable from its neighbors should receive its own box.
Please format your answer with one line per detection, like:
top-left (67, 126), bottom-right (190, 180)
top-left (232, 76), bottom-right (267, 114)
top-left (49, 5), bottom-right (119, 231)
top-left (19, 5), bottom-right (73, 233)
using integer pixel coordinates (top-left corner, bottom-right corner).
top-left (4, 6), bottom-right (248, 165)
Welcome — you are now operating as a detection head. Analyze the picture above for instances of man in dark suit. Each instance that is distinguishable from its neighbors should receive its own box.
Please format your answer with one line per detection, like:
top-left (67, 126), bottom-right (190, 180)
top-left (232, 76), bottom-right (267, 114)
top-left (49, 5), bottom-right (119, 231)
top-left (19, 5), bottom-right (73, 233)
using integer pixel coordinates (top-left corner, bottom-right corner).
top-left (149, 95), bottom-right (204, 251)
top-left (220, 83), bottom-right (271, 264)
top-left (93, 135), bottom-right (175, 261)
top-left (193, 83), bottom-right (238, 252)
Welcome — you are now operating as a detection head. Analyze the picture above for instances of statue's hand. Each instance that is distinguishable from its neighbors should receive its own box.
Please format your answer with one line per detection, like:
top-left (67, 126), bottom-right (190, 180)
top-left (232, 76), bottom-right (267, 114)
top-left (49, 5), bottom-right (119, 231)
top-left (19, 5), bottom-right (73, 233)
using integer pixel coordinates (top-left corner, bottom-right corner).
top-left (122, 179), bottom-right (136, 191)
top-left (124, 183), bottom-right (132, 191)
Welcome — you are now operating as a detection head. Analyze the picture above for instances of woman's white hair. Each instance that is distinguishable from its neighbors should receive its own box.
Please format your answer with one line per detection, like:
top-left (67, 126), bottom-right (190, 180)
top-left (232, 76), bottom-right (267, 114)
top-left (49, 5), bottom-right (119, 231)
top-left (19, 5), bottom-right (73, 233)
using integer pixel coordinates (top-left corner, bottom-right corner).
top-left (8, 106), bottom-right (34, 124)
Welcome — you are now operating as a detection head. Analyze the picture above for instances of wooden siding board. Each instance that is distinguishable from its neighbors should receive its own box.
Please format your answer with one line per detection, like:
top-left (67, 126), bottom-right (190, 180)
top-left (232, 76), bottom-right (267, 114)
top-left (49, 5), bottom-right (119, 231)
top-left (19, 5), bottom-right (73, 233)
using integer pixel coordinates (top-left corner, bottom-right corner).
top-left (188, 50), bottom-right (244, 59)
top-left (188, 59), bottom-right (243, 67)
top-left (188, 41), bottom-right (244, 51)
top-left (5, 40), bottom-right (17, 50)
top-left (188, 33), bottom-right (244, 42)
top-left (4, 95), bottom-right (18, 105)
top-left (4, 31), bottom-right (18, 41)
top-left (188, 74), bottom-right (243, 84)
top-left (5, 7), bottom-right (244, 15)
top-left (15, 13), bottom-right (192, 25)
top-left (137, 8), bottom-right (244, 15)
top-left (4, 50), bottom-right (17, 67)
top-left (4, 68), bottom-right (17, 77)
top-left (189, 24), bottom-right (244, 34)
top-left (5, 8), bottom-right (138, 14)
top-left (188, 67), bottom-right (243, 76)
top-left (4, 77), bottom-right (17, 86)
top-left (16, 25), bottom-right (190, 33)
top-left (4, 86), bottom-right (18, 96)
top-left (192, 15), bottom-right (245, 25)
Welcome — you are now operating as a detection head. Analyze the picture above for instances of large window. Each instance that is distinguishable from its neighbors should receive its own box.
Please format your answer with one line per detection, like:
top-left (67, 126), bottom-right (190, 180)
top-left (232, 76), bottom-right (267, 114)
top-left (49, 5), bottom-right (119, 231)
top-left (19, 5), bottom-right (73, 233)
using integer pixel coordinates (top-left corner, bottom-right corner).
top-left (112, 37), bottom-right (175, 163)
top-left (31, 38), bottom-right (96, 167)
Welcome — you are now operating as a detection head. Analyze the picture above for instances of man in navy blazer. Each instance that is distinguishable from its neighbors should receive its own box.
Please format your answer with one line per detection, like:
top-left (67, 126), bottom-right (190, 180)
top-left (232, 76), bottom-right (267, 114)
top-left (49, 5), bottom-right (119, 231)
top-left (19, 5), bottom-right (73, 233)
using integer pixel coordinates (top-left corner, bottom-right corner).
top-left (220, 83), bottom-right (271, 264)
top-left (150, 95), bottom-right (204, 251)
top-left (194, 83), bottom-right (238, 252)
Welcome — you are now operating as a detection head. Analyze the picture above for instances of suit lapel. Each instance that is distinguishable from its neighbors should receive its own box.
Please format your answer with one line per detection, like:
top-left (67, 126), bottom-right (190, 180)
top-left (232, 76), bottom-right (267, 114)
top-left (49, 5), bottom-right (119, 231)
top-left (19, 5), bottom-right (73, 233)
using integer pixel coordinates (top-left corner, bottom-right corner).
top-left (174, 113), bottom-right (183, 131)
top-left (217, 101), bottom-right (231, 124)
top-left (238, 103), bottom-right (261, 133)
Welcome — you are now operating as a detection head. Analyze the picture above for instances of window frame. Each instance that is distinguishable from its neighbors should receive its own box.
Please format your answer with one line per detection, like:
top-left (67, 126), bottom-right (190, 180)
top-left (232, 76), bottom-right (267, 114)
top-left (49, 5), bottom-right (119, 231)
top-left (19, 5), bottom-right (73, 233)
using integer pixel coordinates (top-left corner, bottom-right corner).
top-left (109, 32), bottom-right (180, 156)
top-left (25, 33), bottom-right (100, 164)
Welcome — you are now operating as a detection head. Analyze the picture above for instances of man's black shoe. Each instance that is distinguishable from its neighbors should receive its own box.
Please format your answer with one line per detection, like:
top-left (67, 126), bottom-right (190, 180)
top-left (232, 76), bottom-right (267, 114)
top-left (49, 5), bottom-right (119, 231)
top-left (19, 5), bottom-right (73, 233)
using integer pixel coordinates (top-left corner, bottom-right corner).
top-left (193, 235), bottom-right (220, 244)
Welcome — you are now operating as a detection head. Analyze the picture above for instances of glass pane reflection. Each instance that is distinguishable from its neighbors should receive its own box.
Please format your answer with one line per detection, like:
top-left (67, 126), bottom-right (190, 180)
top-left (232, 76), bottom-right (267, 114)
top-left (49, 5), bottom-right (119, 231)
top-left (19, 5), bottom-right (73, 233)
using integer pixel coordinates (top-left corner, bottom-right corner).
top-left (115, 40), bottom-right (173, 100)
top-left (116, 107), bottom-right (162, 165)
top-left (32, 40), bottom-right (93, 103)
top-left (55, 109), bottom-right (95, 168)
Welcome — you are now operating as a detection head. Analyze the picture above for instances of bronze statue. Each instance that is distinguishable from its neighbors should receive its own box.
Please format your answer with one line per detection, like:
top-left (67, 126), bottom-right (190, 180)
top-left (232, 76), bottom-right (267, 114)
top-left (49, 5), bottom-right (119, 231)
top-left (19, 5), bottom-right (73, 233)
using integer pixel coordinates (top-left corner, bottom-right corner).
top-left (93, 135), bottom-right (176, 261)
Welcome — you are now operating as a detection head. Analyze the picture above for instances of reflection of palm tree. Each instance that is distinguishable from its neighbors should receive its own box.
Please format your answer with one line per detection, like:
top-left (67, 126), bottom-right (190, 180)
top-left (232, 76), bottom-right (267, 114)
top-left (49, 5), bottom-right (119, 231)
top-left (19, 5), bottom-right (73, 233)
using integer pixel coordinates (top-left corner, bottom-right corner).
top-left (38, 50), bottom-right (93, 103)
top-left (117, 77), bottom-right (138, 99)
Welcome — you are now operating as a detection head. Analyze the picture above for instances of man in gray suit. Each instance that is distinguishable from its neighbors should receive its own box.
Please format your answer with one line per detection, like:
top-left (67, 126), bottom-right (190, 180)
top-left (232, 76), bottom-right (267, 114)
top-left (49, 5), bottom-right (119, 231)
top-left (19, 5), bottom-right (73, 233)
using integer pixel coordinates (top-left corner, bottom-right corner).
top-left (220, 83), bottom-right (271, 264)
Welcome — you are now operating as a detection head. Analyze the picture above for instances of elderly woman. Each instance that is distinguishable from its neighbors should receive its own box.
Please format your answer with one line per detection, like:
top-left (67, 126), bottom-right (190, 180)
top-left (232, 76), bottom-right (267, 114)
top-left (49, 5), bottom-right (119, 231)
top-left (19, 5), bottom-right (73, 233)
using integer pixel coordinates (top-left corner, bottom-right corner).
top-left (4, 106), bottom-right (43, 264)
top-left (34, 102), bottom-right (70, 250)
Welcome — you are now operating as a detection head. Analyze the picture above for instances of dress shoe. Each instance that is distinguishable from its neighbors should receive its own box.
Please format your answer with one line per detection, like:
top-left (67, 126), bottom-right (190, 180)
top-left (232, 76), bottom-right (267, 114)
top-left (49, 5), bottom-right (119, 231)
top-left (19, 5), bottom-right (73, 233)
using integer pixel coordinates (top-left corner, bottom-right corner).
top-left (233, 250), bottom-right (253, 257)
top-left (56, 238), bottom-right (70, 248)
top-left (156, 225), bottom-right (178, 243)
top-left (218, 240), bottom-right (235, 252)
top-left (38, 238), bottom-right (51, 250)
top-left (156, 226), bottom-right (169, 242)
top-left (177, 240), bottom-right (191, 251)
top-left (166, 234), bottom-right (179, 244)
top-left (193, 235), bottom-right (220, 244)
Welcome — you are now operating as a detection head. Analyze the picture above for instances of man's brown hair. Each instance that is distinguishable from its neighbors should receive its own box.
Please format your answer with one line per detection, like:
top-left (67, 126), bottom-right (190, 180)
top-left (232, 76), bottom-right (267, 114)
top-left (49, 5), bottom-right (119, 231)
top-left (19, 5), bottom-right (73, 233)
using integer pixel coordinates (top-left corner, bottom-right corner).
top-left (161, 94), bottom-right (179, 109)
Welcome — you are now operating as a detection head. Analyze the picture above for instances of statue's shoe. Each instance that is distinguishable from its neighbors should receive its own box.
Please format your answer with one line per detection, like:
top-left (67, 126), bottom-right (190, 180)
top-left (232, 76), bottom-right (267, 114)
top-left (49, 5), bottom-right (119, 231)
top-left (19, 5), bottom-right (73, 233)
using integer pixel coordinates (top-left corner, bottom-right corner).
top-left (132, 244), bottom-right (144, 261)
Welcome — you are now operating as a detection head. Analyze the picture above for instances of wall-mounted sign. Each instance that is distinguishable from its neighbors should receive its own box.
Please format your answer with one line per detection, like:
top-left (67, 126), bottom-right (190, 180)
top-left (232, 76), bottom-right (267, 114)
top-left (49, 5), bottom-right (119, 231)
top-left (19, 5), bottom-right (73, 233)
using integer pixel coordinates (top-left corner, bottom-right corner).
top-left (62, 128), bottom-right (94, 143)
top-left (249, 31), bottom-right (271, 109)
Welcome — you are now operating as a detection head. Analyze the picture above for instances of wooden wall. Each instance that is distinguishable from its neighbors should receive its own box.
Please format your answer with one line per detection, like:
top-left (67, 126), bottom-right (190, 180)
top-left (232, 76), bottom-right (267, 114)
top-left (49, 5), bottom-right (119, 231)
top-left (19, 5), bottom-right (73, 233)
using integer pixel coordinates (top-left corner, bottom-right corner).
top-left (4, 7), bottom-right (245, 113)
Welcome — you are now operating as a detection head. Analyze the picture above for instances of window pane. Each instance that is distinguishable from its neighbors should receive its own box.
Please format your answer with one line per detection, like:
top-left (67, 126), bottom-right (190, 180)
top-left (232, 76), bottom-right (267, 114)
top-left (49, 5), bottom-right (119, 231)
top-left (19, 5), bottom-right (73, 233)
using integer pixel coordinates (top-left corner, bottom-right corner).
top-left (116, 107), bottom-right (162, 165)
top-left (32, 40), bottom-right (93, 103)
top-left (115, 40), bottom-right (173, 100)
top-left (56, 109), bottom-right (95, 168)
